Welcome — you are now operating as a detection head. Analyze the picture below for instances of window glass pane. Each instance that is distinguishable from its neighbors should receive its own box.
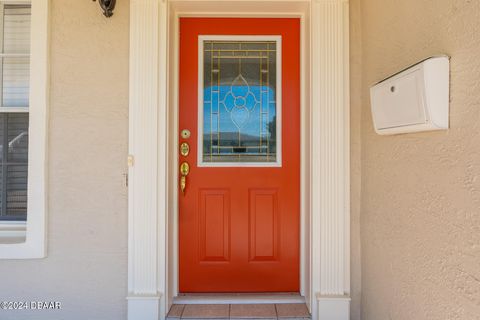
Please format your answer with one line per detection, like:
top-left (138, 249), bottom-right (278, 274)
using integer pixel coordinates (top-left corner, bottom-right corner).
top-left (3, 57), bottom-right (29, 107)
top-left (202, 40), bottom-right (278, 164)
top-left (3, 5), bottom-right (31, 54)
top-left (0, 113), bottom-right (28, 220)
top-left (1, 4), bottom-right (31, 108)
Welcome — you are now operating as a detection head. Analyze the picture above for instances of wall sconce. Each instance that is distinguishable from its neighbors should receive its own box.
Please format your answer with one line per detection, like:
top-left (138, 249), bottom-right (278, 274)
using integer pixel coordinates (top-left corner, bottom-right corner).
top-left (93, 0), bottom-right (116, 18)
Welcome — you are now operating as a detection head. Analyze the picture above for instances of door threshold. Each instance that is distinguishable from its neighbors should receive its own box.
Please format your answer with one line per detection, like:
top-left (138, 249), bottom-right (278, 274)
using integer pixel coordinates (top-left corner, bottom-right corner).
top-left (173, 293), bottom-right (306, 305)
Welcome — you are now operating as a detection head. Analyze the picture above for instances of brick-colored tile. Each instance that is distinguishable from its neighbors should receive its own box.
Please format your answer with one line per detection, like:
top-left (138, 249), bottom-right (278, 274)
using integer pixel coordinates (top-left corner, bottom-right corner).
top-left (230, 304), bottom-right (277, 319)
top-left (167, 304), bottom-right (185, 319)
top-left (276, 303), bottom-right (310, 319)
top-left (181, 304), bottom-right (229, 319)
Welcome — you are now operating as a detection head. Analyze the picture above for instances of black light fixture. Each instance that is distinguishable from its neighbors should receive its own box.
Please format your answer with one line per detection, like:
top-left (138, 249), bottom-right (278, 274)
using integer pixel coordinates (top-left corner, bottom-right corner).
top-left (93, 0), bottom-right (116, 18)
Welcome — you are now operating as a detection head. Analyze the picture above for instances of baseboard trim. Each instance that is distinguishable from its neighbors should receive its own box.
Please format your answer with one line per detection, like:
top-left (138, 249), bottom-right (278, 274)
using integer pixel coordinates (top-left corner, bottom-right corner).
top-left (173, 293), bottom-right (306, 305)
top-left (316, 294), bottom-right (350, 320)
top-left (127, 294), bottom-right (162, 320)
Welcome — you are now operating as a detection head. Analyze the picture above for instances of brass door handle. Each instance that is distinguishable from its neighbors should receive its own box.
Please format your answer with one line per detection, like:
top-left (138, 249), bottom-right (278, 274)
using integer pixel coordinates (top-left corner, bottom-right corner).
top-left (180, 162), bottom-right (190, 195)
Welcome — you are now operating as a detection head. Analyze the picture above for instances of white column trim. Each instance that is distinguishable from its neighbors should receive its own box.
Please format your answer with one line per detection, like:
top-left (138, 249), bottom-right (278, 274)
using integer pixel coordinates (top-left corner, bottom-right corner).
top-left (311, 0), bottom-right (350, 319)
top-left (317, 294), bottom-right (351, 320)
top-left (128, 0), bottom-right (162, 318)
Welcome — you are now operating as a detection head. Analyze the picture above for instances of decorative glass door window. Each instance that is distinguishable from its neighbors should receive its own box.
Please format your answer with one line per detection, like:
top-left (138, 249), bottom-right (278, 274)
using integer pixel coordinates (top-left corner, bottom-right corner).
top-left (198, 36), bottom-right (282, 166)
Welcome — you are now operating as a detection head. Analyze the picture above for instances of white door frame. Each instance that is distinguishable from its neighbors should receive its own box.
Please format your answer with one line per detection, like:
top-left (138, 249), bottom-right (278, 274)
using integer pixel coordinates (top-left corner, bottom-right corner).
top-left (127, 1), bottom-right (350, 320)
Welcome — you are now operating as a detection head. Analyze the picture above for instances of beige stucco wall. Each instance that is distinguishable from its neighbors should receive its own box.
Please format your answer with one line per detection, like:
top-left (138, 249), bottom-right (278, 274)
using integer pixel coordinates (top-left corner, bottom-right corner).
top-left (359, 0), bottom-right (480, 319)
top-left (349, 0), bottom-right (362, 319)
top-left (0, 1), bottom-right (129, 319)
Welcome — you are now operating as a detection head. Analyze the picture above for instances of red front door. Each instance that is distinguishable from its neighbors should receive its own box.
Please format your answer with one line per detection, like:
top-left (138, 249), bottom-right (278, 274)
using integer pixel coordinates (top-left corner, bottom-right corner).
top-left (179, 18), bottom-right (300, 292)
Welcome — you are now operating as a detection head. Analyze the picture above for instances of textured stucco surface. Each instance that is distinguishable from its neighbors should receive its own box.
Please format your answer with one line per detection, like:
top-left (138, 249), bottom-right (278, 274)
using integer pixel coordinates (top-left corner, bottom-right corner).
top-left (0, 1), bottom-right (129, 319)
top-left (349, 0), bottom-right (362, 319)
top-left (360, 0), bottom-right (480, 319)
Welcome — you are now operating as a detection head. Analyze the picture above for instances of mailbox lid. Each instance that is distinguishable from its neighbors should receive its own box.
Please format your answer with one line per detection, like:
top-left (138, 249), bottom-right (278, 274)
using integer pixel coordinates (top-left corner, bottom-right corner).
top-left (370, 67), bottom-right (427, 130)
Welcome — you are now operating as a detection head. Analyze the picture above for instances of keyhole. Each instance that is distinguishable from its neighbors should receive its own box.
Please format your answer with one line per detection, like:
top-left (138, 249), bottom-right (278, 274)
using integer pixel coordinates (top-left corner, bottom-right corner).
top-left (390, 86), bottom-right (396, 93)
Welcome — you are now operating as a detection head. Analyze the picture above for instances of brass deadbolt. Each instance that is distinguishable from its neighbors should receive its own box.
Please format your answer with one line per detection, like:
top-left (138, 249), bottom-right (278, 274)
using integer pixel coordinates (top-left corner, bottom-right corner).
top-left (180, 142), bottom-right (190, 157)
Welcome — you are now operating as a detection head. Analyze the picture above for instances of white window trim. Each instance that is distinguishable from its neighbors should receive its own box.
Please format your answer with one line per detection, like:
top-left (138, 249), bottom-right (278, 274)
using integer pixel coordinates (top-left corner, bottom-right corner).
top-left (197, 35), bottom-right (283, 168)
top-left (0, 0), bottom-right (49, 259)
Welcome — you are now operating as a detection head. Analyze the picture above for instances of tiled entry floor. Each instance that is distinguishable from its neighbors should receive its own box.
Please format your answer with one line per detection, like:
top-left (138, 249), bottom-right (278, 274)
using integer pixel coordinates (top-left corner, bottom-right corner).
top-left (167, 303), bottom-right (311, 320)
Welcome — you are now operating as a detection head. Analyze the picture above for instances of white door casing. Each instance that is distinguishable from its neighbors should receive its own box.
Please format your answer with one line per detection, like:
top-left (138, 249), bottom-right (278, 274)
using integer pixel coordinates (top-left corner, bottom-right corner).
top-left (127, 1), bottom-right (350, 319)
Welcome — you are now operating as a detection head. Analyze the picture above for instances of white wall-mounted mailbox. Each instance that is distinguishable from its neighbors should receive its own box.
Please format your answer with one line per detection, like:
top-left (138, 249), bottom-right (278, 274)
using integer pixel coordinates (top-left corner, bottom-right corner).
top-left (370, 56), bottom-right (450, 135)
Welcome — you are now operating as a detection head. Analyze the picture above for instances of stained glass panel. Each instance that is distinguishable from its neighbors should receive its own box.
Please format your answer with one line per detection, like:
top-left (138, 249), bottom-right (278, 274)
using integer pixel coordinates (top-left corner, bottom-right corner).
top-left (201, 39), bottom-right (279, 164)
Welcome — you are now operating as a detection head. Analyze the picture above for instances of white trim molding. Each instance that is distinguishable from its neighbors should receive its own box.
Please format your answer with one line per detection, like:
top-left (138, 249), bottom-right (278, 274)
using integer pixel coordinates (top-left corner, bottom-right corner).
top-left (128, 1), bottom-right (350, 319)
top-left (317, 294), bottom-right (351, 320)
top-left (311, 0), bottom-right (351, 319)
top-left (127, 294), bottom-right (162, 320)
top-left (0, 0), bottom-right (50, 259)
top-left (127, 0), bottom-right (165, 317)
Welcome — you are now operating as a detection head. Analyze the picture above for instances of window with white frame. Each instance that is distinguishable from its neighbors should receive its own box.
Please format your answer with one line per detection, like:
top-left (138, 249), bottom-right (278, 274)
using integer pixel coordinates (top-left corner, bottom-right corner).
top-left (0, 3), bottom-right (30, 222)
top-left (0, 0), bottom-right (48, 259)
